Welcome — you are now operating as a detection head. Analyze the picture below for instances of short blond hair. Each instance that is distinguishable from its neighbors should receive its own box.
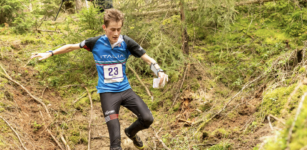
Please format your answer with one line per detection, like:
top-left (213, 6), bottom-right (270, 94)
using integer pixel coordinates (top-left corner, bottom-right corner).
top-left (104, 9), bottom-right (124, 27)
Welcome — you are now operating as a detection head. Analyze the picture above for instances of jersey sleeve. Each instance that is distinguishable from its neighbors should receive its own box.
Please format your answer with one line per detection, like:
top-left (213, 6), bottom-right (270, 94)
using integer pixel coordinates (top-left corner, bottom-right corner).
top-left (79, 36), bottom-right (101, 52)
top-left (123, 35), bottom-right (146, 58)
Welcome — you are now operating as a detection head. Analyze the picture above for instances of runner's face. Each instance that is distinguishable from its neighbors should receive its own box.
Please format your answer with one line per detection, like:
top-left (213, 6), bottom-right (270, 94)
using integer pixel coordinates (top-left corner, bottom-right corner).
top-left (103, 21), bottom-right (122, 44)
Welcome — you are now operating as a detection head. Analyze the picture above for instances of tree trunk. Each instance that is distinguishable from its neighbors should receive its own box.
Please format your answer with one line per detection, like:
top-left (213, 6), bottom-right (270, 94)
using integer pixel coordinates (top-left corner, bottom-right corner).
top-left (180, 0), bottom-right (189, 55)
top-left (85, 0), bottom-right (89, 8)
top-left (75, 0), bottom-right (82, 12)
top-left (29, 0), bottom-right (33, 12)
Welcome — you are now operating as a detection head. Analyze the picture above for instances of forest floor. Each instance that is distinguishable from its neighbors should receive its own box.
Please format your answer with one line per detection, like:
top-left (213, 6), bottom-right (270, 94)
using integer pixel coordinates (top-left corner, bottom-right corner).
top-left (0, 36), bottom-right (273, 150)
top-left (2, 1), bottom-right (307, 149)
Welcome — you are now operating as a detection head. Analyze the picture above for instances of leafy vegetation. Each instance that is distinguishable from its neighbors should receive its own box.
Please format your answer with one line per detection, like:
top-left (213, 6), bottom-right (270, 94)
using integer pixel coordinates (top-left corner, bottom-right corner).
top-left (0, 0), bottom-right (23, 24)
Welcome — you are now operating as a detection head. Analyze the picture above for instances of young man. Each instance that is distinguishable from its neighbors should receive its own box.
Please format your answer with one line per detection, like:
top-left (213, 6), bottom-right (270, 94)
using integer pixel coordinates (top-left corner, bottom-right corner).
top-left (31, 9), bottom-right (167, 150)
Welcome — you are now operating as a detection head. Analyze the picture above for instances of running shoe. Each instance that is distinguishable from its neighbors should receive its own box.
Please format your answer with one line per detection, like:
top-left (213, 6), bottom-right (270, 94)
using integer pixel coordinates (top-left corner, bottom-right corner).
top-left (124, 128), bottom-right (145, 150)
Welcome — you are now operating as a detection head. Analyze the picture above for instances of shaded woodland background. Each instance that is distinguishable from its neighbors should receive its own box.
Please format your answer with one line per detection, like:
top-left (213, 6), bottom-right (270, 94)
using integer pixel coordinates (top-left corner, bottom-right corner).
top-left (1, 0), bottom-right (307, 149)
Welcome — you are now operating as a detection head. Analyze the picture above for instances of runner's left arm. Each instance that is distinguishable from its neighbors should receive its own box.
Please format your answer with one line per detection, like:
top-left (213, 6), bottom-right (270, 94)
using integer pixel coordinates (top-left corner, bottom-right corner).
top-left (31, 35), bottom-right (100, 61)
top-left (31, 44), bottom-right (80, 60)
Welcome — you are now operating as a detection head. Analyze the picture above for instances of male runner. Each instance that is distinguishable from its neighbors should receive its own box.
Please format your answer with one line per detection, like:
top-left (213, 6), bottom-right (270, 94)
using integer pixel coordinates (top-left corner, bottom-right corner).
top-left (31, 9), bottom-right (167, 150)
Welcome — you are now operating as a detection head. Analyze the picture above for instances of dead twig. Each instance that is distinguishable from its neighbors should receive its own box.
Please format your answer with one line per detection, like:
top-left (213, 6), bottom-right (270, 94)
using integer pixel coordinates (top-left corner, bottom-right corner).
top-left (47, 129), bottom-right (65, 150)
top-left (73, 89), bottom-right (96, 104)
top-left (268, 114), bottom-right (285, 125)
top-left (268, 115), bottom-right (274, 131)
top-left (0, 64), bottom-right (10, 78)
top-left (283, 80), bottom-right (303, 114)
top-left (286, 92), bottom-right (307, 150)
top-left (152, 137), bottom-right (156, 150)
top-left (0, 65), bottom-right (67, 150)
top-left (151, 127), bottom-right (171, 150)
top-left (60, 84), bottom-right (84, 88)
top-left (39, 111), bottom-right (65, 150)
top-left (91, 136), bottom-right (109, 139)
top-left (23, 59), bottom-right (32, 67)
top-left (41, 87), bottom-right (47, 99)
top-left (192, 142), bottom-right (218, 147)
top-left (73, 91), bottom-right (87, 104)
top-left (36, 29), bottom-right (61, 33)
top-left (178, 118), bottom-right (192, 126)
top-left (127, 65), bottom-right (153, 100)
top-left (0, 67), bottom-right (51, 118)
top-left (0, 116), bottom-right (28, 150)
top-left (193, 68), bottom-right (265, 133)
top-left (85, 87), bottom-right (93, 150)
top-left (157, 128), bottom-right (162, 135)
top-left (60, 135), bottom-right (71, 150)
top-left (172, 64), bottom-right (189, 107)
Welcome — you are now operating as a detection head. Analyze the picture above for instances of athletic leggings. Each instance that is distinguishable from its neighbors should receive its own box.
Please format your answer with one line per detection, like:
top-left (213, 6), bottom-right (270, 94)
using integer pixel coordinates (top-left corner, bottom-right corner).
top-left (99, 89), bottom-right (154, 148)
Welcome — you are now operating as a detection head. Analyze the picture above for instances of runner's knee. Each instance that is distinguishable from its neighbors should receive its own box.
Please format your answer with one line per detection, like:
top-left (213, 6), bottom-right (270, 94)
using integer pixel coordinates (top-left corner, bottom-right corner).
top-left (141, 114), bottom-right (154, 128)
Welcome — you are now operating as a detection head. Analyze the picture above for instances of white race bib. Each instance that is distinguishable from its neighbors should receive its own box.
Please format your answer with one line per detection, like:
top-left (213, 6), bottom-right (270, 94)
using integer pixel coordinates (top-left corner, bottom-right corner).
top-left (103, 64), bottom-right (124, 83)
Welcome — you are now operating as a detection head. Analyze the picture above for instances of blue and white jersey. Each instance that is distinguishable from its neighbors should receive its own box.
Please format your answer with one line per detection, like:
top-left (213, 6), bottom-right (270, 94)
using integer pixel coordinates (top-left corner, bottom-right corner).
top-left (79, 35), bottom-right (146, 93)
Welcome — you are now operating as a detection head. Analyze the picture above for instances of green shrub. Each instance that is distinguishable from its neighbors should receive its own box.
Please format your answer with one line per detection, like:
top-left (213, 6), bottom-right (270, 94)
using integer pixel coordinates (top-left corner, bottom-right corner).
top-left (0, 0), bottom-right (23, 24)
top-left (12, 13), bottom-right (36, 34)
top-left (77, 6), bottom-right (104, 35)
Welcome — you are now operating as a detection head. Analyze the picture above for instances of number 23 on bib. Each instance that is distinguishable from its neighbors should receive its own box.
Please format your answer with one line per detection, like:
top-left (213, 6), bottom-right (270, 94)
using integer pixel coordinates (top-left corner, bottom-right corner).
top-left (103, 64), bottom-right (124, 83)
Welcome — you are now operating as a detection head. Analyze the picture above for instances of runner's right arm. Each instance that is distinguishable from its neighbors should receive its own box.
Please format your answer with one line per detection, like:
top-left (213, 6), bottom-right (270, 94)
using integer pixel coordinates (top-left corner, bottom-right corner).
top-left (31, 44), bottom-right (80, 60)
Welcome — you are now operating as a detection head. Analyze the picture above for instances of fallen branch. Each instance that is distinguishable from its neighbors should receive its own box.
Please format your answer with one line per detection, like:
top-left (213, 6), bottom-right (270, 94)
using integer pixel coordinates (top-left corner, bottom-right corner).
top-left (286, 92), bottom-right (307, 149)
top-left (60, 84), bottom-right (85, 88)
top-left (127, 65), bottom-right (153, 100)
top-left (36, 29), bottom-right (61, 33)
top-left (73, 89), bottom-right (96, 104)
top-left (152, 137), bottom-right (156, 150)
top-left (283, 80), bottom-right (303, 114)
top-left (0, 64), bottom-right (67, 150)
top-left (61, 135), bottom-right (71, 150)
top-left (23, 59), bottom-right (32, 67)
top-left (0, 64), bottom-right (10, 78)
top-left (178, 118), bottom-right (192, 126)
top-left (85, 87), bottom-right (93, 150)
top-left (0, 67), bottom-right (51, 119)
top-left (151, 127), bottom-right (171, 150)
top-left (239, 117), bottom-right (253, 131)
top-left (192, 142), bottom-right (218, 147)
top-left (73, 91), bottom-right (87, 104)
top-left (91, 136), bottom-right (109, 139)
top-left (267, 115), bottom-right (274, 131)
top-left (47, 129), bottom-right (65, 150)
top-left (0, 116), bottom-right (28, 150)
top-left (243, 117), bottom-right (255, 133)
top-left (39, 111), bottom-right (65, 150)
top-left (41, 87), bottom-right (47, 99)
top-left (193, 72), bottom-right (264, 133)
top-left (172, 64), bottom-right (189, 107)
top-left (268, 114), bottom-right (285, 125)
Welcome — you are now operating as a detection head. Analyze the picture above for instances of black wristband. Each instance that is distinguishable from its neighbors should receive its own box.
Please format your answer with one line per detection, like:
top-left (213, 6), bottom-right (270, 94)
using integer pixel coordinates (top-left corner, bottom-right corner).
top-left (47, 51), bottom-right (54, 56)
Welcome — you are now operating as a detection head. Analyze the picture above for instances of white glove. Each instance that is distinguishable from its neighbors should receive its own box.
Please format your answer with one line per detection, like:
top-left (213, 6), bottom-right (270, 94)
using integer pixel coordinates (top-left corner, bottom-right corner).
top-left (153, 74), bottom-right (168, 88)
